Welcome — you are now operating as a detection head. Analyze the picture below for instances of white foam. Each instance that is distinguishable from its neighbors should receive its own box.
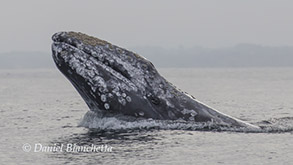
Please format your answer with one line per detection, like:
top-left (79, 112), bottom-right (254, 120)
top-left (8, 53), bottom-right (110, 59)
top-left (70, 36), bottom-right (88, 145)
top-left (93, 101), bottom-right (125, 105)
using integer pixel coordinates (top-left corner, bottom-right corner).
top-left (78, 111), bottom-right (266, 132)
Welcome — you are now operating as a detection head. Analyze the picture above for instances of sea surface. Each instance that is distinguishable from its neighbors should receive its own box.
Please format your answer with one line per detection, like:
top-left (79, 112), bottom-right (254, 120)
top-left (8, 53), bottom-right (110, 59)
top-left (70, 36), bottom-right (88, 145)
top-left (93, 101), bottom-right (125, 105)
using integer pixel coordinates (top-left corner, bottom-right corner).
top-left (0, 67), bottom-right (293, 165)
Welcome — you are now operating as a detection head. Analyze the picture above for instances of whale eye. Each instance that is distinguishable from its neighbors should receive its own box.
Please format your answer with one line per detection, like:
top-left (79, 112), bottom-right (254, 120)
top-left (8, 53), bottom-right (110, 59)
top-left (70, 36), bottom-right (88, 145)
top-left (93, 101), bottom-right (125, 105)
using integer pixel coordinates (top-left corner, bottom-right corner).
top-left (150, 95), bottom-right (160, 105)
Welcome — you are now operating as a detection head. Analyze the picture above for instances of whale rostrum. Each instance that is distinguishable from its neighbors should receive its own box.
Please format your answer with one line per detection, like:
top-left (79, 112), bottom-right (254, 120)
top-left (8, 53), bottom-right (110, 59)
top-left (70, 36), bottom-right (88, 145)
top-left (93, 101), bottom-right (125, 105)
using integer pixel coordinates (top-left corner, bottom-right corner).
top-left (51, 31), bottom-right (260, 129)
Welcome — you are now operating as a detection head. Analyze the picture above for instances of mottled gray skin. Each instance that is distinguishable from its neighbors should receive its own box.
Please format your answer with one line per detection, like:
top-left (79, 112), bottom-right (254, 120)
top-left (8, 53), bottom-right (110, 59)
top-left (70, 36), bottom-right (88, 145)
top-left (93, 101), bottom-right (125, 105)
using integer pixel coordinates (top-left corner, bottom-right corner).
top-left (52, 31), bottom-right (259, 129)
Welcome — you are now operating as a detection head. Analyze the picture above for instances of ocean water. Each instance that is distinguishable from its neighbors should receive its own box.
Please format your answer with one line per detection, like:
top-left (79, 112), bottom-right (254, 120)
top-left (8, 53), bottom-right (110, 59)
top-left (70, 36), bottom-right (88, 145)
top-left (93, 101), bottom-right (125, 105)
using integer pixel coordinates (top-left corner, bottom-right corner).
top-left (0, 67), bottom-right (293, 164)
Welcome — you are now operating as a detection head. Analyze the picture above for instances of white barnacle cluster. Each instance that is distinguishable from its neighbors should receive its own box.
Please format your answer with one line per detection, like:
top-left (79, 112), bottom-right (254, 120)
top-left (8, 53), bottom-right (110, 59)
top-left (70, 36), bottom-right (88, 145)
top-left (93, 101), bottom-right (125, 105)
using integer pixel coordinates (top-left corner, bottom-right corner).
top-left (143, 71), bottom-right (176, 109)
top-left (182, 109), bottom-right (198, 121)
top-left (95, 44), bottom-right (148, 93)
top-left (52, 42), bottom-right (66, 65)
top-left (55, 43), bottom-right (111, 96)
top-left (89, 46), bottom-right (138, 93)
top-left (55, 34), bottom-right (172, 112)
top-left (53, 33), bottom-right (142, 110)
top-left (78, 36), bottom-right (153, 97)
top-left (108, 83), bottom-right (132, 106)
top-left (112, 53), bottom-right (147, 90)
top-left (118, 96), bottom-right (126, 106)
top-left (90, 76), bottom-right (106, 92)
top-left (70, 41), bottom-right (138, 108)
top-left (112, 51), bottom-right (173, 105)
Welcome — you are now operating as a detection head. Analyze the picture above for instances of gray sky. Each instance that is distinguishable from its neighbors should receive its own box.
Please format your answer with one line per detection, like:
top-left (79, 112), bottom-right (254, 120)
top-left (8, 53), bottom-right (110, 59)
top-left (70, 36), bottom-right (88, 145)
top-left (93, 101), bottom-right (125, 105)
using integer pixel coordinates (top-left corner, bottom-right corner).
top-left (1, 0), bottom-right (293, 53)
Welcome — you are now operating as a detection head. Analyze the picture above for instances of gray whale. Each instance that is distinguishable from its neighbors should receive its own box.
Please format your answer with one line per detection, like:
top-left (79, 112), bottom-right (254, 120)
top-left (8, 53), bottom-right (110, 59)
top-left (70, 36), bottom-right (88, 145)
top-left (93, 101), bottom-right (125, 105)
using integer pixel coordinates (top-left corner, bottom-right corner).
top-left (52, 31), bottom-right (259, 129)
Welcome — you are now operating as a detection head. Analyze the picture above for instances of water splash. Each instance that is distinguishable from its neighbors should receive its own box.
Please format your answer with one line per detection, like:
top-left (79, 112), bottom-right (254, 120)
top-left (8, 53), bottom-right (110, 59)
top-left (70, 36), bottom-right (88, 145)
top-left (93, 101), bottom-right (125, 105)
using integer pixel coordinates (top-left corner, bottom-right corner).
top-left (257, 117), bottom-right (293, 133)
top-left (79, 111), bottom-right (293, 133)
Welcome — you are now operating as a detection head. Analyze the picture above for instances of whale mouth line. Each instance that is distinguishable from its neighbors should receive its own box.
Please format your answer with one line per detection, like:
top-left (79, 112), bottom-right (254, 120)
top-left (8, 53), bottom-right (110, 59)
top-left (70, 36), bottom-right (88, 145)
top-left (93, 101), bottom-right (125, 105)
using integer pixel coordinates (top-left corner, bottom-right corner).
top-left (53, 40), bottom-right (132, 82)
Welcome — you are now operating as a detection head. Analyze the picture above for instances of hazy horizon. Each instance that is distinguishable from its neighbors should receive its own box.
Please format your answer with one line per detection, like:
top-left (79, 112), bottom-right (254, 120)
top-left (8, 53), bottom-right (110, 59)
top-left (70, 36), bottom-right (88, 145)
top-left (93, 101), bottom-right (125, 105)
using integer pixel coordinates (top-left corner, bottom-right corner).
top-left (1, 44), bottom-right (292, 68)
top-left (1, 0), bottom-right (293, 53)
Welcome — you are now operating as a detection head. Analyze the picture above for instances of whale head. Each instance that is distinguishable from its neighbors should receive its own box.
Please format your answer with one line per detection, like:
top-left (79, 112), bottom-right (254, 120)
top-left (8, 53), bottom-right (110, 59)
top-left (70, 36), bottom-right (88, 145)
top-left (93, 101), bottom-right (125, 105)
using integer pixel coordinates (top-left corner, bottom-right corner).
top-left (51, 31), bottom-right (262, 130)
top-left (51, 32), bottom-right (183, 119)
